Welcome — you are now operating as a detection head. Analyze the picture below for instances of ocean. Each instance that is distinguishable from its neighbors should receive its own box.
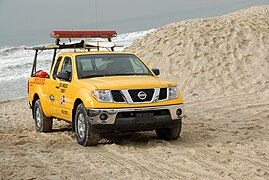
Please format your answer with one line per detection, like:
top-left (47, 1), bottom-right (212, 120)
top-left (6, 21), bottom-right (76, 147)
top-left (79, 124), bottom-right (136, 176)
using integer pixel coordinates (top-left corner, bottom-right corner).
top-left (0, 29), bottom-right (154, 102)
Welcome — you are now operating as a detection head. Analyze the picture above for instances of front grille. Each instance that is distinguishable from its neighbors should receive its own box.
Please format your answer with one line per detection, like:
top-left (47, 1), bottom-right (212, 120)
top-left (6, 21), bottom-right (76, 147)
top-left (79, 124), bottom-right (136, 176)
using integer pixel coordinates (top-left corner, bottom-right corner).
top-left (111, 90), bottom-right (125, 102)
top-left (128, 89), bottom-right (154, 102)
top-left (158, 88), bottom-right (167, 100)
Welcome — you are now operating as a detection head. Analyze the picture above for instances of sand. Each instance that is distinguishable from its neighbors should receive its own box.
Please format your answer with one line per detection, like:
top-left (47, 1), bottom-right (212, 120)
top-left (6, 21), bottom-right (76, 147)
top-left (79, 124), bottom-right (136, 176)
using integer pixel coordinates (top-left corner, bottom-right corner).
top-left (126, 6), bottom-right (269, 102)
top-left (1, 94), bottom-right (269, 179)
top-left (1, 6), bottom-right (269, 179)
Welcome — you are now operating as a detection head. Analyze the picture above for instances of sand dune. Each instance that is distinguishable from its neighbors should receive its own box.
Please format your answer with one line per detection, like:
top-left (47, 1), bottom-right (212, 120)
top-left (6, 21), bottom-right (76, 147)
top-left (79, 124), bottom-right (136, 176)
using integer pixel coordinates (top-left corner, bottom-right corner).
top-left (1, 6), bottom-right (269, 179)
top-left (126, 6), bottom-right (269, 102)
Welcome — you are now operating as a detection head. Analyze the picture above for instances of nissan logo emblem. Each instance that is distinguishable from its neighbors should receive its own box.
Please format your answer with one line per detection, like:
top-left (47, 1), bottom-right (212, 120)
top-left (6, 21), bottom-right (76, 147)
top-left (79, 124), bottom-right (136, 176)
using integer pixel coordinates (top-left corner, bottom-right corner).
top-left (137, 91), bottom-right (147, 100)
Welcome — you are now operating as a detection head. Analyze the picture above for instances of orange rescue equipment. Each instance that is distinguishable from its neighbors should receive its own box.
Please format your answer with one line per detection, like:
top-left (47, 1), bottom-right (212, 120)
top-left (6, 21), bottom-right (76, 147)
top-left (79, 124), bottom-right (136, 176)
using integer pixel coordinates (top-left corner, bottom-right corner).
top-left (34, 70), bottom-right (49, 78)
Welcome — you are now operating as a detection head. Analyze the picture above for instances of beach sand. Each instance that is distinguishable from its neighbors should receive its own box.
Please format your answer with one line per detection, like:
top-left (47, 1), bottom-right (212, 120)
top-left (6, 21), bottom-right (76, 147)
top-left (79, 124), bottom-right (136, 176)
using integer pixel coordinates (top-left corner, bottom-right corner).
top-left (1, 6), bottom-right (269, 179)
top-left (1, 94), bottom-right (269, 179)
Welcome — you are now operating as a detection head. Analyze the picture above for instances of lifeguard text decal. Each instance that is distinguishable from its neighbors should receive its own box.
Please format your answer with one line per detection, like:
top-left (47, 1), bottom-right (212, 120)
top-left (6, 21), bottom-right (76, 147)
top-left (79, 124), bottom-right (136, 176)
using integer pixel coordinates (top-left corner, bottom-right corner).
top-left (33, 78), bottom-right (45, 85)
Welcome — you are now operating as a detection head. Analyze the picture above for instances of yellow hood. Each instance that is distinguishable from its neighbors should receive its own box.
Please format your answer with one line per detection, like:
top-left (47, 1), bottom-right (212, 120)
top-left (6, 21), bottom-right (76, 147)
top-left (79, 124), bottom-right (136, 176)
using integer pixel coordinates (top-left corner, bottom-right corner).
top-left (80, 76), bottom-right (176, 90)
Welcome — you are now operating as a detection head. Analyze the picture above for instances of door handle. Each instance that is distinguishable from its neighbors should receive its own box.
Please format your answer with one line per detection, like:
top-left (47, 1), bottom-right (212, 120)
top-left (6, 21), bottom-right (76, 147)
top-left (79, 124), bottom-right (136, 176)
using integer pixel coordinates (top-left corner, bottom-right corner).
top-left (56, 86), bottom-right (59, 89)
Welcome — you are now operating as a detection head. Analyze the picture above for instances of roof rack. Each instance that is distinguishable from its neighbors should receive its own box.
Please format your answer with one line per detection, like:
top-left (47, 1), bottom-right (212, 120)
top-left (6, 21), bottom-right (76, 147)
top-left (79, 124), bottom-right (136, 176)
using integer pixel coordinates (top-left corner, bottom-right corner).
top-left (25, 40), bottom-right (122, 51)
top-left (26, 30), bottom-right (119, 75)
top-left (26, 30), bottom-right (118, 50)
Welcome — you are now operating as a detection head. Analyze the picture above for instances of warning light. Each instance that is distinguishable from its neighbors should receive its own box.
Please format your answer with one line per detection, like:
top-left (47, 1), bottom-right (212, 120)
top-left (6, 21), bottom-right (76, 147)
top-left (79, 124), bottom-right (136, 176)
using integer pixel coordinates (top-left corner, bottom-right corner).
top-left (50, 30), bottom-right (117, 39)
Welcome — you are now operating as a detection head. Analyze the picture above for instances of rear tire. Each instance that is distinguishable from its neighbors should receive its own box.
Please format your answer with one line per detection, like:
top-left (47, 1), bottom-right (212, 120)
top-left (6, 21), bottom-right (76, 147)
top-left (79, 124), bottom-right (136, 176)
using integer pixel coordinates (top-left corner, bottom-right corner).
top-left (155, 119), bottom-right (182, 140)
top-left (75, 103), bottom-right (100, 146)
top-left (34, 99), bottom-right (53, 132)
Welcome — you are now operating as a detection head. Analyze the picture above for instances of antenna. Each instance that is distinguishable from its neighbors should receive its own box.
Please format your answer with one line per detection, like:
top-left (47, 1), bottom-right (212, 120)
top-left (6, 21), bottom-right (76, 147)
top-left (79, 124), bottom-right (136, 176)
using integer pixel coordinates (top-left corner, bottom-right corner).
top-left (94, 0), bottom-right (100, 51)
top-left (94, 0), bottom-right (98, 32)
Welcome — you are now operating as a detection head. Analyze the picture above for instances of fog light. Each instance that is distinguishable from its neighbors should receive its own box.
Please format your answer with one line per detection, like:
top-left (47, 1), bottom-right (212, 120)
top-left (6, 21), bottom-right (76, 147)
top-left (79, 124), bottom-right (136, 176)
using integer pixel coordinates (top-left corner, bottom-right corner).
top-left (176, 109), bottom-right (182, 116)
top-left (100, 113), bottom-right (108, 121)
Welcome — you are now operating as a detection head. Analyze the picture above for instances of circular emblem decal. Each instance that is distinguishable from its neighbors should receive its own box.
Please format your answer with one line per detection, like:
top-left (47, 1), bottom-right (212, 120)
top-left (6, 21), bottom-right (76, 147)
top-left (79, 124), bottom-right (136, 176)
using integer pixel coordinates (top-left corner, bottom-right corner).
top-left (60, 94), bottom-right (66, 105)
top-left (137, 91), bottom-right (147, 100)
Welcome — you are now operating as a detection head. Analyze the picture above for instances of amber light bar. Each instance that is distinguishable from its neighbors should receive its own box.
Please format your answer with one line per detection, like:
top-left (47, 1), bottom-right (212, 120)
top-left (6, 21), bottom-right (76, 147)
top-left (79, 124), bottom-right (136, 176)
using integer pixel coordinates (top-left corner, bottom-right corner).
top-left (50, 30), bottom-right (117, 39)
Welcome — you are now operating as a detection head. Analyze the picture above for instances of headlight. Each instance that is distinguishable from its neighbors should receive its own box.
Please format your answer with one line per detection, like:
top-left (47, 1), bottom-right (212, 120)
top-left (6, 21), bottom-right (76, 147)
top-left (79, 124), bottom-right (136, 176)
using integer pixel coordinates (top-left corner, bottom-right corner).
top-left (91, 90), bottom-right (113, 102)
top-left (168, 87), bottom-right (178, 99)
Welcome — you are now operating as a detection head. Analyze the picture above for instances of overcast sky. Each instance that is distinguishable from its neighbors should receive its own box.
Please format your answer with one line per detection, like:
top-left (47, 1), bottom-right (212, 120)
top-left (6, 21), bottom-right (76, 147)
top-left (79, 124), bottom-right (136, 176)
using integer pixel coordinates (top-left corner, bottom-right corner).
top-left (0, 0), bottom-right (268, 47)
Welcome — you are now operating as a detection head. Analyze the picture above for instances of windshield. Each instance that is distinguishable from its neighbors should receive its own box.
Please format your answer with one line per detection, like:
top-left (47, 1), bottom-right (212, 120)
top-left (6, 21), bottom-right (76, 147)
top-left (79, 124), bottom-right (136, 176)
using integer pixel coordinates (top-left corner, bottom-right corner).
top-left (76, 54), bottom-right (153, 79)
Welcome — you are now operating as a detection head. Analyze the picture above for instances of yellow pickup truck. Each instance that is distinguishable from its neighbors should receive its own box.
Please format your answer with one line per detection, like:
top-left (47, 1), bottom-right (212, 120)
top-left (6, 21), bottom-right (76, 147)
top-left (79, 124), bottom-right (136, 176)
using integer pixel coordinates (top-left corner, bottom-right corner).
top-left (27, 31), bottom-right (184, 146)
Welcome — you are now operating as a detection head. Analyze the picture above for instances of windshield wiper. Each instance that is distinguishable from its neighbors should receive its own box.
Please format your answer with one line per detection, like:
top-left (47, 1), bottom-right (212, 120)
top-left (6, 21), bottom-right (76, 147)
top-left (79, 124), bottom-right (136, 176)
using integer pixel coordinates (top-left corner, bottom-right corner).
top-left (105, 73), bottom-right (135, 76)
top-left (81, 73), bottom-right (151, 78)
top-left (81, 74), bottom-right (105, 78)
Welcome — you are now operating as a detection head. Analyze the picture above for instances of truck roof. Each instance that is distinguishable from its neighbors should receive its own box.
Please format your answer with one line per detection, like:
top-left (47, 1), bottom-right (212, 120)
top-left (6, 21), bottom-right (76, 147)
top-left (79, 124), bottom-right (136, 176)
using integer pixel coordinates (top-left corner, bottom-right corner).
top-left (57, 51), bottom-right (134, 56)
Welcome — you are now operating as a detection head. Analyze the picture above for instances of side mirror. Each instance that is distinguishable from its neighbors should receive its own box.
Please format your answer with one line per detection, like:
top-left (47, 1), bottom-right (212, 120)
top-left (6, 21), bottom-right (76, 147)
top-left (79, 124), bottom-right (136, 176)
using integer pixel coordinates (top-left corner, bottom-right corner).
top-left (152, 68), bottom-right (160, 76)
top-left (56, 71), bottom-right (70, 81)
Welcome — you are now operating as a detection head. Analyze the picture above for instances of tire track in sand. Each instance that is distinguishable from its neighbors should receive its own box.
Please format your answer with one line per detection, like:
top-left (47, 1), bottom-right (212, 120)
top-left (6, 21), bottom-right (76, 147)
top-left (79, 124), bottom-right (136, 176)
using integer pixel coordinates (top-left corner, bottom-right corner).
top-left (92, 146), bottom-right (163, 178)
top-left (100, 142), bottom-right (228, 179)
top-left (182, 150), bottom-right (228, 179)
top-left (140, 148), bottom-right (222, 179)
top-left (234, 154), bottom-right (269, 173)
top-left (188, 149), bottom-right (240, 179)
top-left (198, 148), bottom-right (269, 178)
top-left (93, 145), bottom-right (220, 179)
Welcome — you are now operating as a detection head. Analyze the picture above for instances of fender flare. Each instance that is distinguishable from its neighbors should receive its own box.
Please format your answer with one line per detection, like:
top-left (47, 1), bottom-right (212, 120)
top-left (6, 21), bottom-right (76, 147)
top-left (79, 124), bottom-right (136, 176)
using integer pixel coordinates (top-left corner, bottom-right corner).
top-left (76, 88), bottom-right (95, 108)
top-left (32, 86), bottom-right (51, 117)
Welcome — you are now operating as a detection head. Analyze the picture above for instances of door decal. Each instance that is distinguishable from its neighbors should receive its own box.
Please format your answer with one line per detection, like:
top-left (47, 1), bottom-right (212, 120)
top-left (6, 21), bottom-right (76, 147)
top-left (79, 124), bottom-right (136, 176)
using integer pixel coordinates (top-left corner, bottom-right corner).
top-left (60, 94), bottom-right (66, 105)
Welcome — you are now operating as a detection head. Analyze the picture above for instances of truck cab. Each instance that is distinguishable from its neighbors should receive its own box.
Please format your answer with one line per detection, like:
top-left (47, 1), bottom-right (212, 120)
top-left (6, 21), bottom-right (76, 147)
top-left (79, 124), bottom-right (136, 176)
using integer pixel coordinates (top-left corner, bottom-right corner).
top-left (27, 31), bottom-right (184, 146)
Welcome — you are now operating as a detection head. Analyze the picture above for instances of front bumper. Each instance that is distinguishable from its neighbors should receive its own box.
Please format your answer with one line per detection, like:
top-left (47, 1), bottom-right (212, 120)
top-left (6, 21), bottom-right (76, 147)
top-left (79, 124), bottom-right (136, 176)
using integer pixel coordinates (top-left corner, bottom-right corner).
top-left (87, 104), bottom-right (184, 133)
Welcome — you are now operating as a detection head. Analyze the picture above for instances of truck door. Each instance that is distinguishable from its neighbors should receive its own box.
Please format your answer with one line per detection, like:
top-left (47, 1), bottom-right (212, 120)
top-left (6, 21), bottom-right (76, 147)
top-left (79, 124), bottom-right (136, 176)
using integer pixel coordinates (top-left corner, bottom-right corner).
top-left (48, 56), bottom-right (62, 116)
top-left (55, 56), bottom-right (73, 121)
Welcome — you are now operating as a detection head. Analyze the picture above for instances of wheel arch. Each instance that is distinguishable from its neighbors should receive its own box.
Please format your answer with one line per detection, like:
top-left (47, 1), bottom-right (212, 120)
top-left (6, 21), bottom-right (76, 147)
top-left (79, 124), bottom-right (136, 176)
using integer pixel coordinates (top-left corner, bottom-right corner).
top-left (72, 98), bottom-right (83, 131)
top-left (31, 93), bottom-right (40, 119)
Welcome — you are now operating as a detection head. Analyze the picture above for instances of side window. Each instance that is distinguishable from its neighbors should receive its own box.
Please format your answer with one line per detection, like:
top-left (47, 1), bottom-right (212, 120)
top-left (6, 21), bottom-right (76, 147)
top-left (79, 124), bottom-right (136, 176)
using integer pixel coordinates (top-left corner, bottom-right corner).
top-left (60, 57), bottom-right (72, 81)
top-left (61, 57), bottom-right (72, 73)
top-left (52, 57), bottom-right (62, 80)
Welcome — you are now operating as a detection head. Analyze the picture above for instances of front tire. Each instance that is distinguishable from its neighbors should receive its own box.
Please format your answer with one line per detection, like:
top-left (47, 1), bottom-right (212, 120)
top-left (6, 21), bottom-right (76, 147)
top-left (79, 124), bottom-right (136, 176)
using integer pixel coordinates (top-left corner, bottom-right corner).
top-left (34, 99), bottom-right (53, 132)
top-left (155, 119), bottom-right (182, 140)
top-left (75, 103), bottom-right (100, 146)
